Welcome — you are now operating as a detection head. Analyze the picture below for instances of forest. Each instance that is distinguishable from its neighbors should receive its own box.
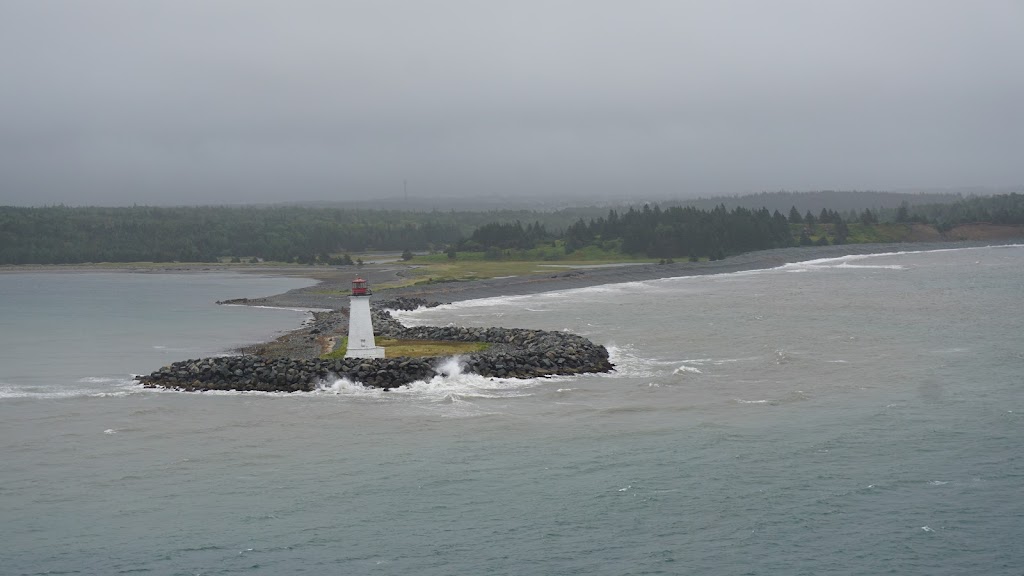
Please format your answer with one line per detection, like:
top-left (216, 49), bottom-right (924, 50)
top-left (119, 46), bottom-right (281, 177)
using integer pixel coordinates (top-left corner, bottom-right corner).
top-left (1, 193), bottom-right (1020, 265)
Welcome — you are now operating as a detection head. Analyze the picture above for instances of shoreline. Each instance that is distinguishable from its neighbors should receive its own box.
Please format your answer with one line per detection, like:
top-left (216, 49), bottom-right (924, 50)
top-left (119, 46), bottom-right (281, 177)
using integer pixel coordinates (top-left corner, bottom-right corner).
top-left (210, 240), bottom-right (1022, 359)
top-left (4, 241), bottom-right (1018, 360)
top-left (249, 240), bottom-right (1021, 309)
top-left (3, 241), bottom-right (1017, 306)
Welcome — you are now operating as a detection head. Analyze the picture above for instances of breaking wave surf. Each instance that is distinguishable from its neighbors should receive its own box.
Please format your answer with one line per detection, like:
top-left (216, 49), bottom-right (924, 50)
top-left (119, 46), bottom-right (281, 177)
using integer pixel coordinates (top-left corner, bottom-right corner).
top-left (313, 356), bottom-right (560, 403)
top-left (1, 377), bottom-right (143, 400)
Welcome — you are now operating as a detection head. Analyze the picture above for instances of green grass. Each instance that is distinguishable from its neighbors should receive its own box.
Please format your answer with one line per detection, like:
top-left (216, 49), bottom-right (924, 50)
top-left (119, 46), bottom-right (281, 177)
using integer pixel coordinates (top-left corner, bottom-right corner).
top-left (320, 336), bottom-right (490, 359)
top-left (375, 247), bottom-right (653, 289)
top-left (844, 223), bottom-right (916, 243)
top-left (321, 337), bottom-right (349, 359)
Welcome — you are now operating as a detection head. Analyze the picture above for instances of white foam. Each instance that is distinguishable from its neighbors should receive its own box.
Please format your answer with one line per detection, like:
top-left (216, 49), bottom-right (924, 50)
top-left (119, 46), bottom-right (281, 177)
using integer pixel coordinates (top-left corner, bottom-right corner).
top-left (714, 357), bottom-right (751, 365)
top-left (0, 379), bottom-right (143, 400)
top-left (314, 356), bottom-right (557, 402)
top-left (77, 376), bottom-right (123, 383)
top-left (673, 365), bottom-right (702, 374)
top-left (398, 246), bottom-right (1024, 324)
top-left (834, 263), bottom-right (905, 270)
top-left (735, 398), bottom-right (770, 404)
top-left (139, 362), bottom-right (568, 403)
top-left (776, 244), bottom-right (1023, 274)
top-left (3, 374), bottom-right (148, 400)
top-left (603, 344), bottom-right (662, 379)
top-left (316, 377), bottom-right (385, 398)
top-left (603, 346), bottom-right (753, 380)
top-left (777, 254), bottom-right (908, 273)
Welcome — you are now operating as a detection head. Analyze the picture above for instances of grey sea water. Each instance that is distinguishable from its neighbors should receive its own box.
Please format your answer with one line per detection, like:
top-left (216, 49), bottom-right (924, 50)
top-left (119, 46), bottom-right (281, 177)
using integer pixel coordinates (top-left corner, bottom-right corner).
top-left (1, 247), bottom-right (1022, 575)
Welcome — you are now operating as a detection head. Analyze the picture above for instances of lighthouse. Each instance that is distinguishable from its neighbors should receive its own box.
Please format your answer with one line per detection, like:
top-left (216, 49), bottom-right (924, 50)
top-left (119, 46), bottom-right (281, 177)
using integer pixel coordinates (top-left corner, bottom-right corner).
top-left (345, 277), bottom-right (385, 358)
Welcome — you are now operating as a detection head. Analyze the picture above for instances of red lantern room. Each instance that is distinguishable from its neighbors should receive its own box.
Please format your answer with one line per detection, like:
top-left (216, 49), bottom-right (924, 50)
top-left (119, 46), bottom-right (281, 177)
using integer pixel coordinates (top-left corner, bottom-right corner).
top-left (351, 277), bottom-right (370, 296)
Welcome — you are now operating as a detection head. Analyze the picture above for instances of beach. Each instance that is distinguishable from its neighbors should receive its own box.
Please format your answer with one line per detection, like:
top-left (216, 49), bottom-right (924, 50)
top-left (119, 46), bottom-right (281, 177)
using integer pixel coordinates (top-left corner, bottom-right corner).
top-left (3, 240), bottom-right (1015, 310)
top-left (243, 240), bottom-right (1015, 309)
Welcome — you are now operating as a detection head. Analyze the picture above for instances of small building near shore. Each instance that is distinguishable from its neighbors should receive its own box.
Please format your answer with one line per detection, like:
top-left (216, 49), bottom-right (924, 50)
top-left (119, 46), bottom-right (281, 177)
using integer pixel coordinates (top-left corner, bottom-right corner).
top-left (346, 277), bottom-right (385, 359)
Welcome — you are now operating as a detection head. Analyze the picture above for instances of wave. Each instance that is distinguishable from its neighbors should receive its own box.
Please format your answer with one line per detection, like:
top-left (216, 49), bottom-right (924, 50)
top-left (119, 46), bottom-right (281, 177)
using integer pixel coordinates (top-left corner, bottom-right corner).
top-left (673, 365), bottom-right (702, 374)
top-left (777, 253), bottom-right (908, 273)
top-left (602, 344), bottom-right (664, 379)
top-left (314, 357), bottom-right (553, 402)
top-left (77, 376), bottom-right (125, 383)
top-left (152, 345), bottom-right (190, 352)
top-left (776, 244), bottom-right (1023, 274)
top-left (1, 377), bottom-right (143, 400)
top-left (397, 245), bottom-right (1023, 322)
top-left (603, 344), bottom-right (752, 380)
top-left (732, 389), bottom-right (810, 406)
top-left (834, 262), bottom-right (905, 270)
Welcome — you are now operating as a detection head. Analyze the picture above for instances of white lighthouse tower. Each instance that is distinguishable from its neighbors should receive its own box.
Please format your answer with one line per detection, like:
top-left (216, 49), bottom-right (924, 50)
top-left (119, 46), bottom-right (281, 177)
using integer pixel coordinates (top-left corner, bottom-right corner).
top-left (345, 277), bottom-right (385, 358)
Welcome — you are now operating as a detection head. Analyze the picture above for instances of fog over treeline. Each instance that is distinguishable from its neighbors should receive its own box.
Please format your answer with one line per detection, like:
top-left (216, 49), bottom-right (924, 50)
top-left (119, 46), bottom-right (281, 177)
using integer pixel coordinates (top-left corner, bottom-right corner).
top-left (290, 189), bottom-right (1007, 213)
top-left (3, 193), bottom-right (1022, 265)
top-left (1, 1), bottom-right (1022, 207)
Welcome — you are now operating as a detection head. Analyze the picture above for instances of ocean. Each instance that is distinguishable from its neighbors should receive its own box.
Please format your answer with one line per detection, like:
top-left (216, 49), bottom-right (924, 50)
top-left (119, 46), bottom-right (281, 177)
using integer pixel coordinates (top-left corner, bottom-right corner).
top-left (1, 247), bottom-right (1021, 575)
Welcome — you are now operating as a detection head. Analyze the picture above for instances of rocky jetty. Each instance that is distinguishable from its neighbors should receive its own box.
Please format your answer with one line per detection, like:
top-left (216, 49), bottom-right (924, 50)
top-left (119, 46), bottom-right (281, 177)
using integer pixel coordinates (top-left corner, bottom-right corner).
top-left (215, 297), bottom-right (254, 305)
top-left (136, 312), bottom-right (613, 392)
top-left (374, 297), bottom-right (448, 311)
top-left (137, 355), bottom-right (438, 391)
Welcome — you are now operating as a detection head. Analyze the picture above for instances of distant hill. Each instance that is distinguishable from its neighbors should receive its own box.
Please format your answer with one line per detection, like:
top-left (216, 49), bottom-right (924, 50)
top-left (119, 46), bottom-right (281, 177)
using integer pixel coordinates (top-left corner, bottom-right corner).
top-left (283, 189), bottom-right (1015, 215)
top-left (672, 190), bottom-right (970, 215)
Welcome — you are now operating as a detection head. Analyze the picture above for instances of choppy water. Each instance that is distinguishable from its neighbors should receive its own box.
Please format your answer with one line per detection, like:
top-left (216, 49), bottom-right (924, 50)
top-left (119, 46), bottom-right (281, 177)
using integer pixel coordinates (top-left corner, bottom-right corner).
top-left (1, 248), bottom-right (1022, 575)
top-left (0, 272), bottom-right (317, 399)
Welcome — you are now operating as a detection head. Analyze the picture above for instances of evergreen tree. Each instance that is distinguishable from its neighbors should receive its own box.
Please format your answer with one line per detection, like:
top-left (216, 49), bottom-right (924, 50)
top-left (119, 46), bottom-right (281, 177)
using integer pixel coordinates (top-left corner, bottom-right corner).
top-left (860, 209), bottom-right (878, 225)
top-left (895, 201), bottom-right (910, 223)
top-left (788, 206), bottom-right (803, 224)
top-left (834, 219), bottom-right (850, 244)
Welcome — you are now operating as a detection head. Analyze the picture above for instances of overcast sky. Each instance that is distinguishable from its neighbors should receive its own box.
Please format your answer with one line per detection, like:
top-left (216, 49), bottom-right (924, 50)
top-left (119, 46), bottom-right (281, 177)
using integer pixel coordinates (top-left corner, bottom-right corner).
top-left (1, 1), bottom-right (1021, 206)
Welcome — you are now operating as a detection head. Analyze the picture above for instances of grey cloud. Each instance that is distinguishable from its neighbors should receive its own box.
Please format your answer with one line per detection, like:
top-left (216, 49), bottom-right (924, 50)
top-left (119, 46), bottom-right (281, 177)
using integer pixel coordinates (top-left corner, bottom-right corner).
top-left (1, 0), bottom-right (1021, 206)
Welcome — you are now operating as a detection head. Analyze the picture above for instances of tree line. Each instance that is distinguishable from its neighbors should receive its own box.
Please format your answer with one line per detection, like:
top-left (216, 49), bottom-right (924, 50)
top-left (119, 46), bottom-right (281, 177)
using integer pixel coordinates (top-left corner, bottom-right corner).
top-left (452, 193), bottom-right (1022, 260)
top-left (0, 205), bottom-right (465, 264)
top-left (1, 194), bottom-right (1020, 264)
top-left (892, 193), bottom-right (1024, 230)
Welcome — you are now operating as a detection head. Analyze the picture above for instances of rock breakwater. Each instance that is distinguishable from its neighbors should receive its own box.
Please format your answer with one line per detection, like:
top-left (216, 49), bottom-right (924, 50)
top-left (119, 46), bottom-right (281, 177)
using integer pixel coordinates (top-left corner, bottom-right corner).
top-left (374, 297), bottom-right (448, 311)
top-left (136, 316), bottom-right (613, 392)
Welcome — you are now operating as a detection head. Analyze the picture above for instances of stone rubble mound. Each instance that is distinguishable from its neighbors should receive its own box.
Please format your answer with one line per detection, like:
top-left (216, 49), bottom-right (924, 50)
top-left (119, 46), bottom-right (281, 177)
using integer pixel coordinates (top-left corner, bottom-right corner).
top-left (137, 309), bottom-right (613, 392)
